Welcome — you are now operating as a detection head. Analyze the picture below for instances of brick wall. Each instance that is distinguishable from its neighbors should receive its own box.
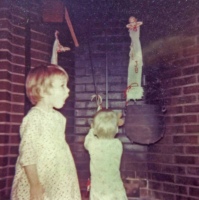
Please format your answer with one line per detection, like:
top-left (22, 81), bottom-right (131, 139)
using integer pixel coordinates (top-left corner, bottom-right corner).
top-left (145, 16), bottom-right (199, 200)
top-left (74, 18), bottom-right (149, 198)
top-left (0, 1), bottom-right (27, 197)
top-left (74, 12), bottom-right (199, 200)
top-left (0, 1), bottom-right (74, 199)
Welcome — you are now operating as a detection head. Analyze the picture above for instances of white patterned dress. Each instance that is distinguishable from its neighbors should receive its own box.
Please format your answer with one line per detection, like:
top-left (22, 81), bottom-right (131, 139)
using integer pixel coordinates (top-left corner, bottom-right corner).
top-left (11, 107), bottom-right (81, 200)
top-left (84, 129), bottom-right (128, 200)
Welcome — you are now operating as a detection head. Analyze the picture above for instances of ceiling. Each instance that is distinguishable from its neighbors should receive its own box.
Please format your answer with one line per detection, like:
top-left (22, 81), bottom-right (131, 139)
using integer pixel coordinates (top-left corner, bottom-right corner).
top-left (63, 0), bottom-right (199, 43)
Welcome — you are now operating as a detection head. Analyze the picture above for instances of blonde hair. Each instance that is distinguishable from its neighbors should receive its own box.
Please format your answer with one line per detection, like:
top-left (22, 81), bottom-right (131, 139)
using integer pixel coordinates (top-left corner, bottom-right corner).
top-left (93, 109), bottom-right (118, 139)
top-left (26, 64), bottom-right (68, 105)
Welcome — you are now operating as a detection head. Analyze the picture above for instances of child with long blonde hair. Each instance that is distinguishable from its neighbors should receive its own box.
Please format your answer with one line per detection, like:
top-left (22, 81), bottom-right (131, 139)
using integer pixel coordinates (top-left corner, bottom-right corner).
top-left (11, 64), bottom-right (81, 200)
top-left (84, 109), bottom-right (128, 200)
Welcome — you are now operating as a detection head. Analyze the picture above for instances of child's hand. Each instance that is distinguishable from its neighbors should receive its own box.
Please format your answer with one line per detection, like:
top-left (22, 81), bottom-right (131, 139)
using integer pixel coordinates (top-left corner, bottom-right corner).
top-left (30, 183), bottom-right (45, 200)
top-left (117, 112), bottom-right (124, 126)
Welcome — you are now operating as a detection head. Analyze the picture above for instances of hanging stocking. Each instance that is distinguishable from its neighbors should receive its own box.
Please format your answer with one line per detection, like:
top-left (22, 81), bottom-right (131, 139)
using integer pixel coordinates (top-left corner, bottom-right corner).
top-left (125, 16), bottom-right (144, 102)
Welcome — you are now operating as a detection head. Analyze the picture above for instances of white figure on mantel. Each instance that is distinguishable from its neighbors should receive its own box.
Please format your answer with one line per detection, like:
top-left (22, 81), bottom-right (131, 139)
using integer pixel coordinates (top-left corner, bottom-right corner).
top-left (126, 16), bottom-right (144, 102)
top-left (51, 30), bottom-right (70, 65)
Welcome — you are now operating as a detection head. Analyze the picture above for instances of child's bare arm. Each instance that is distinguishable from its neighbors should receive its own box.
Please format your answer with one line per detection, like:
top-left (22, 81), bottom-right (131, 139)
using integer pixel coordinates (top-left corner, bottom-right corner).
top-left (24, 164), bottom-right (45, 200)
top-left (84, 128), bottom-right (95, 150)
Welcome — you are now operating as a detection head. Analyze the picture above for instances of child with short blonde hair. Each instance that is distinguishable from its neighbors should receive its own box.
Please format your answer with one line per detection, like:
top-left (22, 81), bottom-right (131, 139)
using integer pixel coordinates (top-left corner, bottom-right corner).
top-left (11, 64), bottom-right (81, 200)
top-left (84, 109), bottom-right (128, 200)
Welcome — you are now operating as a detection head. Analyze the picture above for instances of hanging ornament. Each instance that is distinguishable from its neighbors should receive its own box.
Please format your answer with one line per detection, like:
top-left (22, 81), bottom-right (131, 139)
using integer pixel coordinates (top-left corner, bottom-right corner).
top-left (91, 94), bottom-right (103, 111)
top-left (51, 30), bottom-right (70, 65)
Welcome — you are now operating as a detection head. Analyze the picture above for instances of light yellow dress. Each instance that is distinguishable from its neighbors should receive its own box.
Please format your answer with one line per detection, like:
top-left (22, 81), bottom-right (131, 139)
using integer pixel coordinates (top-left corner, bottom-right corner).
top-left (11, 107), bottom-right (81, 200)
top-left (84, 129), bottom-right (128, 200)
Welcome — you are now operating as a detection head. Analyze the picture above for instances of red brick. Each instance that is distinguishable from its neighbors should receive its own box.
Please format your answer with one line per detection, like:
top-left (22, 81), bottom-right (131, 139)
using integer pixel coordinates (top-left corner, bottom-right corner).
top-left (0, 146), bottom-right (9, 155)
top-left (0, 102), bottom-right (11, 112)
top-left (173, 136), bottom-right (198, 144)
top-left (167, 106), bottom-right (183, 114)
top-left (11, 34), bottom-right (25, 46)
top-left (0, 113), bottom-right (10, 122)
top-left (9, 156), bottom-right (17, 165)
top-left (5, 177), bottom-right (13, 191)
top-left (10, 114), bottom-right (24, 123)
top-left (0, 81), bottom-right (11, 90)
top-left (8, 166), bottom-right (16, 176)
top-left (0, 135), bottom-right (9, 144)
top-left (166, 88), bottom-right (182, 96)
top-left (10, 146), bottom-right (19, 154)
top-left (173, 57), bottom-right (195, 67)
top-left (189, 187), bottom-right (199, 197)
top-left (139, 188), bottom-right (148, 197)
top-left (163, 183), bottom-right (187, 194)
top-left (12, 104), bottom-right (24, 113)
top-left (175, 155), bottom-right (199, 165)
top-left (12, 84), bottom-right (25, 94)
top-left (0, 41), bottom-right (25, 55)
top-left (12, 55), bottom-right (25, 66)
top-left (12, 94), bottom-right (25, 103)
top-left (184, 105), bottom-right (199, 113)
top-left (186, 146), bottom-right (199, 154)
top-left (31, 49), bottom-right (49, 61)
top-left (148, 163), bottom-right (162, 172)
top-left (172, 76), bottom-right (196, 87)
top-left (10, 124), bottom-right (20, 133)
top-left (11, 73), bottom-right (25, 84)
top-left (0, 61), bottom-right (11, 71)
top-left (164, 125), bottom-right (184, 134)
top-left (0, 167), bottom-right (7, 177)
top-left (31, 32), bottom-right (51, 44)
top-left (0, 18), bottom-right (11, 30)
top-left (160, 192), bottom-right (175, 200)
top-left (9, 135), bottom-right (20, 144)
top-left (172, 95), bottom-right (197, 105)
top-left (0, 70), bottom-right (11, 79)
top-left (162, 69), bottom-right (182, 79)
top-left (125, 163), bottom-right (148, 171)
top-left (12, 26), bottom-right (25, 38)
top-left (162, 52), bottom-right (179, 63)
top-left (0, 124), bottom-right (10, 133)
top-left (0, 179), bottom-right (6, 189)
top-left (148, 154), bottom-right (174, 163)
top-left (11, 65), bottom-right (25, 74)
top-left (161, 165), bottom-right (186, 175)
top-left (183, 65), bottom-right (199, 75)
top-left (187, 166), bottom-right (199, 175)
top-left (185, 125), bottom-right (199, 133)
top-left (0, 157), bottom-right (8, 166)
top-left (151, 172), bottom-right (174, 183)
top-left (0, 50), bottom-right (13, 61)
top-left (184, 85), bottom-right (199, 94)
top-left (173, 115), bottom-right (197, 123)
top-left (31, 41), bottom-right (51, 53)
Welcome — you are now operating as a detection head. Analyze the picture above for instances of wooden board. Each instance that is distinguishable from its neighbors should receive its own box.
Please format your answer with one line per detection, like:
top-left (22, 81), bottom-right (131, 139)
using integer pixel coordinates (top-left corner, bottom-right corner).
top-left (42, 0), bottom-right (64, 22)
